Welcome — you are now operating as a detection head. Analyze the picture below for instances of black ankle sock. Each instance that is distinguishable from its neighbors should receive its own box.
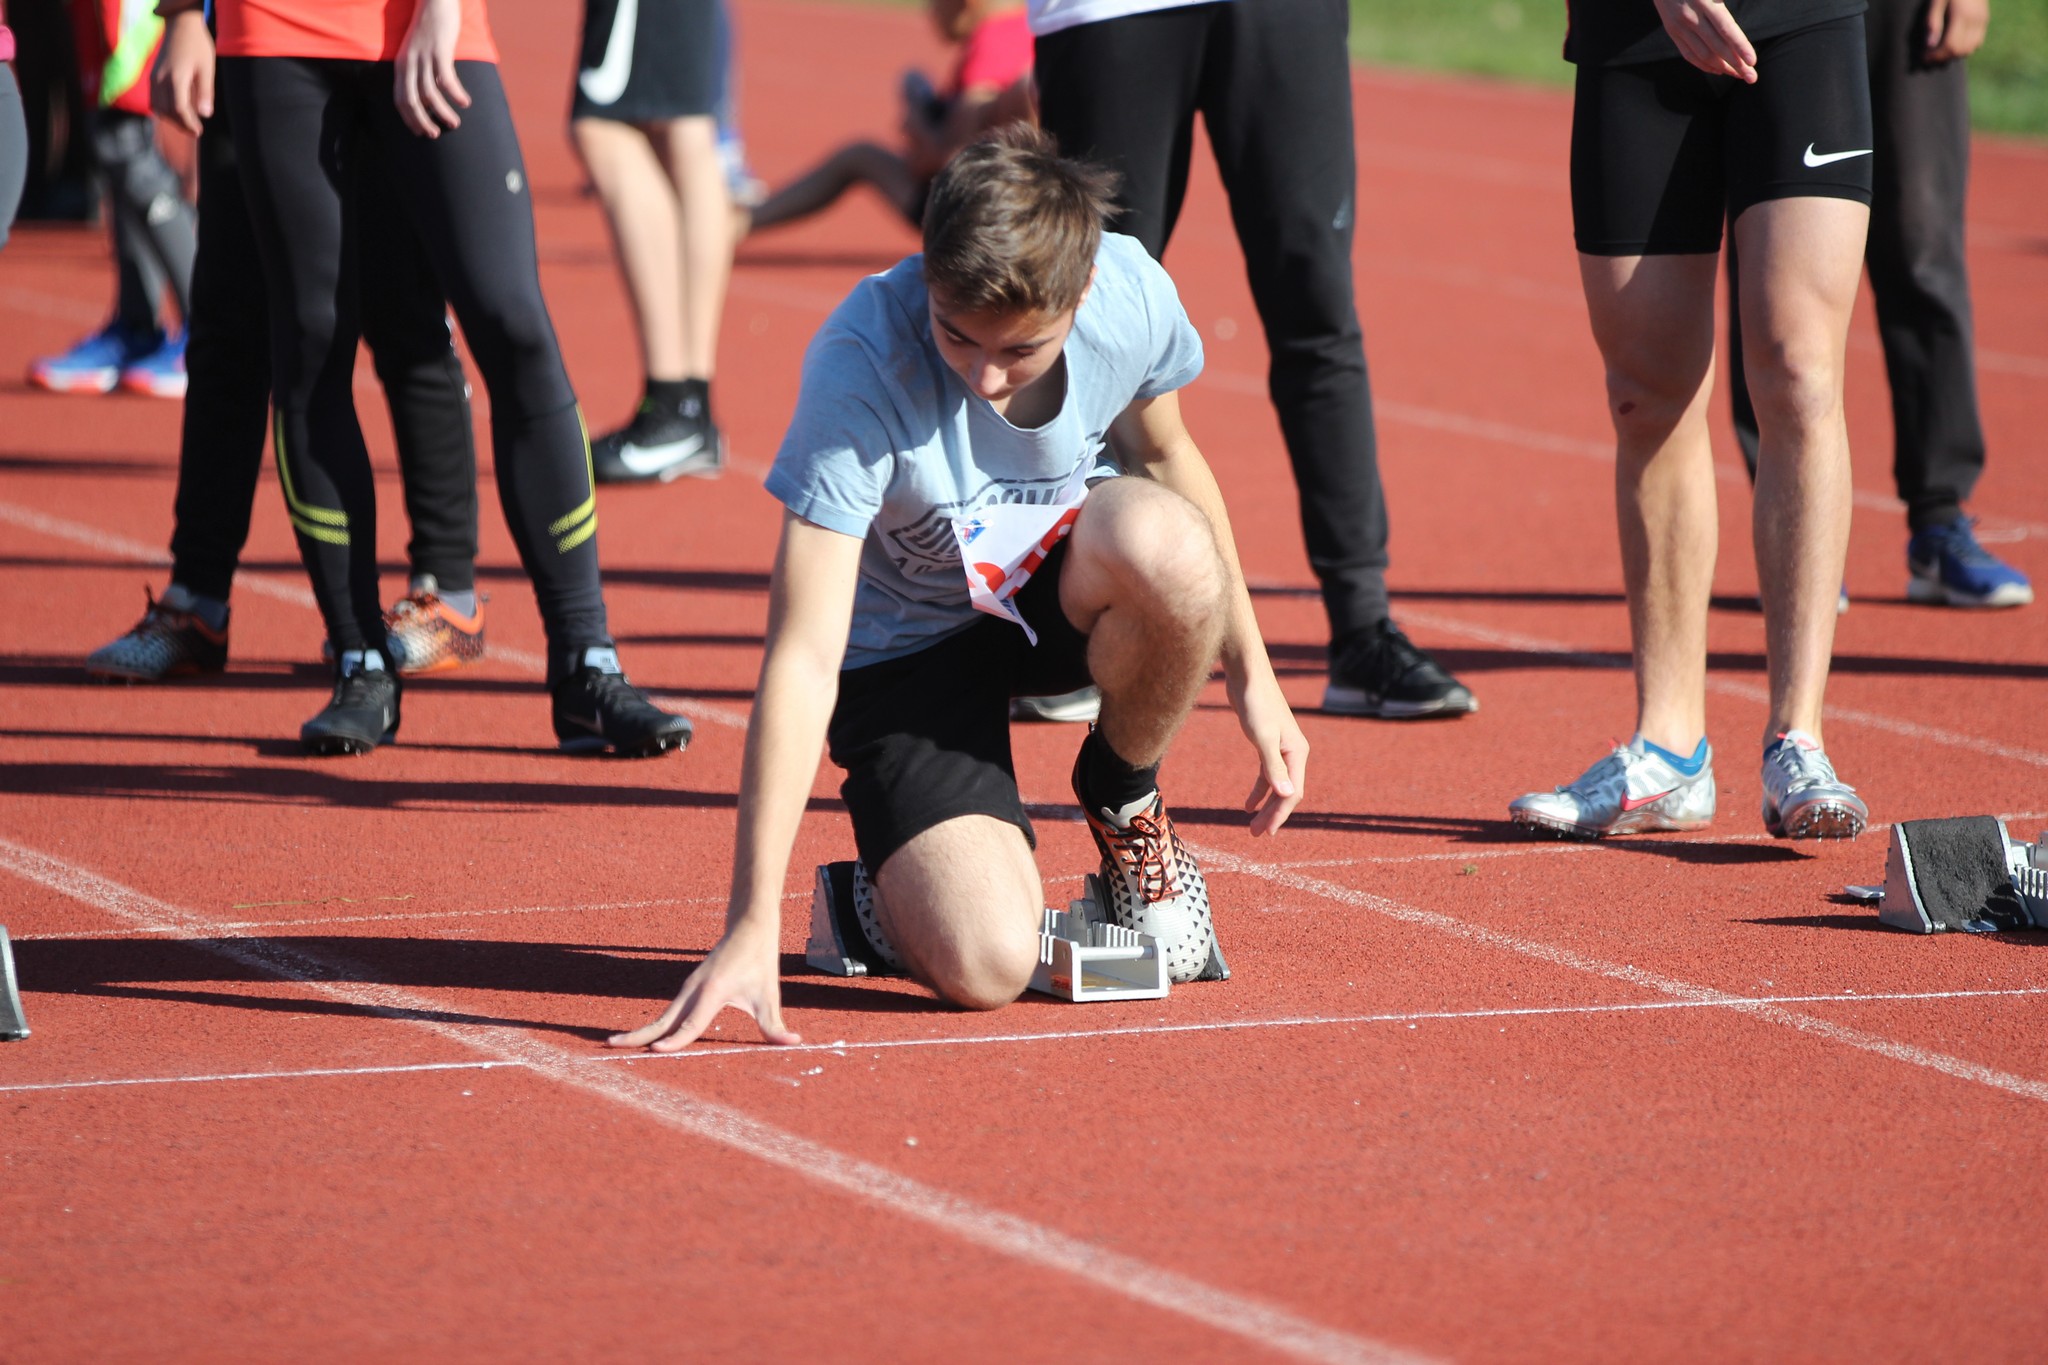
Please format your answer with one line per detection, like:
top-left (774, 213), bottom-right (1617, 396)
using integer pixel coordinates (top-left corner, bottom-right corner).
top-left (1075, 726), bottom-right (1160, 819)
top-left (644, 376), bottom-right (709, 418)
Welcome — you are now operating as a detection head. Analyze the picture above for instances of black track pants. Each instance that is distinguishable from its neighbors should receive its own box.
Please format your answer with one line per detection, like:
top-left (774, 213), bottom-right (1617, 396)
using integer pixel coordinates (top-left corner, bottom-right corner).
top-left (1035, 0), bottom-right (1390, 639)
top-left (91, 109), bottom-right (198, 332)
top-left (168, 94), bottom-right (479, 603)
top-left (220, 56), bottom-right (605, 659)
top-left (1727, 0), bottom-right (1985, 530)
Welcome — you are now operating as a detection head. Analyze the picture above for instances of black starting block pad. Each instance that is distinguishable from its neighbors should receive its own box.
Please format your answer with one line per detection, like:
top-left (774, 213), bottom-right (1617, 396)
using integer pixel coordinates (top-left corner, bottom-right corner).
top-left (1, 925), bottom-right (28, 1041)
top-left (1872, 817), bottom-right (2048, 935)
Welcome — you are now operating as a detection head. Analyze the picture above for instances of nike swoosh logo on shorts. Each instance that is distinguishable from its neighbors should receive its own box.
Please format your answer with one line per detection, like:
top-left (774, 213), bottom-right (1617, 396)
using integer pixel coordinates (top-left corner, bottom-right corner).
top-left (578, 0), bottom-right (639, 106)
top-left (617, 433), bottom-right (706, 475)
top-left (1803, 144), bottom-right (1873, 168)
top-left (1619, 789), bottom-right (1678, 812)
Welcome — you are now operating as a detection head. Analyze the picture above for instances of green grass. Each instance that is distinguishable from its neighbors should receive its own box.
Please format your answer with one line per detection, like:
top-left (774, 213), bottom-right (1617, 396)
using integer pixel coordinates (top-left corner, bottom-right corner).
top-left (1347, 0), bottom-right (2048, 137)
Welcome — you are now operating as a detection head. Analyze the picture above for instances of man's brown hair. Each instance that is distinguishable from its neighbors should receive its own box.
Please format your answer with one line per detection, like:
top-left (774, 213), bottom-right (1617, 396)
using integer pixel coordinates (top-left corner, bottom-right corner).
top-left (922, 125), bottom-right (1120, 318)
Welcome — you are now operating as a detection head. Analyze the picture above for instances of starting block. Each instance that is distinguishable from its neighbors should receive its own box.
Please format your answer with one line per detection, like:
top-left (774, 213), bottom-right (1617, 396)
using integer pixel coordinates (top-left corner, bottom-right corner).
top-left (1, 925), bottom-right (28, 1041)
top-left (1027, 887), bottom-right (1169, 1003)
top-left (1867, 817), bottom-right (2048, 935)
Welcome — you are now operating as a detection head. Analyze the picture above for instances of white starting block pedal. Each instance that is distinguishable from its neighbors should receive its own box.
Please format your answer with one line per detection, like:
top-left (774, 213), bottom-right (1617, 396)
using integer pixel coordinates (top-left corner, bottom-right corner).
top-left (1, 925), bottom-right (29, 1041)
top-left (1028, 891), bottom-right (1169, 1003)
top-left (1871, 817), bottom-right (2048, 935)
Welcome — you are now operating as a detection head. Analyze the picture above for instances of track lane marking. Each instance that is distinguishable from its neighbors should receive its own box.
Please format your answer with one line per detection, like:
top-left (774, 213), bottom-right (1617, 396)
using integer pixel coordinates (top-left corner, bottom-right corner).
top-left (11, 986), bottom-right (2048, 1097)
top-left (1188, 843), bottom-right (2048, 1106)
top-left (0, 833), bottom-right (1428, 1365)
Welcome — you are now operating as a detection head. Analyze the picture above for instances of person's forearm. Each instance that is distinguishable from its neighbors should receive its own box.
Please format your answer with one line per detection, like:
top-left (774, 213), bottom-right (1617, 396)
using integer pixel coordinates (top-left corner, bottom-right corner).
top-left (725, 640), bottom-right (842, 932)
top-left (1133, 443), bottom-right (1279, 692)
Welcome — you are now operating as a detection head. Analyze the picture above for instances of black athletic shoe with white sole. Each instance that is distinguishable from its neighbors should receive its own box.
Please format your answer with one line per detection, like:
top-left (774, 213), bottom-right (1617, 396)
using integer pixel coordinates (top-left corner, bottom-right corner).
top-left (550, 647), bottom-right (693, 756)
top-left (590, 399), bottom-right (726, 485)
top-left (1322, 620), bottom-right (1476, 718)
top-left (301, 649), bottom-right (401, 755)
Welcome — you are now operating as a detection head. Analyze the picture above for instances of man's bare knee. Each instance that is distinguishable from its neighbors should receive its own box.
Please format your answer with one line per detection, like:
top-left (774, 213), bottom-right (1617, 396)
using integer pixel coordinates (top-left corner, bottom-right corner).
top-left (1078, 482), bottom-right (1227, 621)
top-left (922, 930), bottom-right (1039, 1011)
top-left (1603, 364), bottom-right (1704, 454)
top-left (1744, 344), bottom-right (1843, 439)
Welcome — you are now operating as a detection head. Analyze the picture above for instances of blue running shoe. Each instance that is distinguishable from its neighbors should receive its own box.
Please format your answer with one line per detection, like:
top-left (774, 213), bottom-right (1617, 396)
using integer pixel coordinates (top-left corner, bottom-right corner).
top-left (1907, 519), bottom-right (2034, 608)
top-left (120, 330), bottom-right (188, 399)
top-left (28, 322), bottom-right (163, 395)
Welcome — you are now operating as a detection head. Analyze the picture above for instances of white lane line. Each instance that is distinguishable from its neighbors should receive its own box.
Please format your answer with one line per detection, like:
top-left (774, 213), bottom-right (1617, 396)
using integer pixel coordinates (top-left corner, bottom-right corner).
top-left (1390, 608), bottom-right (2048, 773)
top-left (1190, 843), bottom-right (2048, 1106)
top-left (0, 497), bottom-right (752, 730)
top-left (7, 895), bottom-right (717, 939)
top-left (14, 986), bottom-right (2048, 1097)
top-left (0, 833), bottom-right (1425, 1365)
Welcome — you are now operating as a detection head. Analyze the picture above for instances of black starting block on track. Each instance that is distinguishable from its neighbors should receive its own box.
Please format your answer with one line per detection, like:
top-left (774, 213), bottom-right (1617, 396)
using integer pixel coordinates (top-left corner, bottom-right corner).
top-left (1, 925), bottom-right (28, 1040)
top-left (1857, 817), bottom-right (2048, 934)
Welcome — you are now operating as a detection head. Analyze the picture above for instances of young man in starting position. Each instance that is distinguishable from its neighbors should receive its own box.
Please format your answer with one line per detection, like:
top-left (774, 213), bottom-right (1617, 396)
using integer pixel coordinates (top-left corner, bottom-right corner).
top-left (615, 127), bottom-right (1307, 1049)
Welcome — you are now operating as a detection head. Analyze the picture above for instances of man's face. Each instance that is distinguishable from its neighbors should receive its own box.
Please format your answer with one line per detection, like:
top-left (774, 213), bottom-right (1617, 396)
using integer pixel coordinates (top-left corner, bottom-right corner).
top-left (927, 293), bottom-right (1079, 408)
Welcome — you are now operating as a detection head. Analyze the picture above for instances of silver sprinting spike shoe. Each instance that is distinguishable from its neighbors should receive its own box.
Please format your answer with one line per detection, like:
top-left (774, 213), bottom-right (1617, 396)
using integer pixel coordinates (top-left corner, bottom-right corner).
top-left (1509, 737), bottom-right (1716, 839)
top-left (1760, 730), bottom-right (1867, 839)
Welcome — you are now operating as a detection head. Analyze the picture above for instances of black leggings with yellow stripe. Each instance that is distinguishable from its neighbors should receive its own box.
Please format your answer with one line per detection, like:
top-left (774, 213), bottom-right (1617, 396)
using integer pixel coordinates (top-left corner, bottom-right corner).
top-left (220, 56), bottom-right (607, 670)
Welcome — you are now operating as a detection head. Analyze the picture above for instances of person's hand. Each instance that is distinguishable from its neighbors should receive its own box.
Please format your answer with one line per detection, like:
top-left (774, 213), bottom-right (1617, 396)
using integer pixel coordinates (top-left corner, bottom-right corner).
top-left (1925, 0), bottom-right (1990, 62)
top-left (1652, 0), bottom-right (1758, 82)
top-left (150, 10), bottom-right (216, 136)
top-left (607, 916), bottom-right (802, 1053)
top-left (1229, 672), bottom-right (1308, 836)
top-left (394, 0), bottom-right (472, 138)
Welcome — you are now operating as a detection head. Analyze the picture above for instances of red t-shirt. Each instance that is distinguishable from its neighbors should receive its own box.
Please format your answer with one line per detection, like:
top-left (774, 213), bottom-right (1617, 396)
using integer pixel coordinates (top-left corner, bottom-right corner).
top-left (949, 8), bottom-right (1032, 99)
top-left (217, 0), bottom-right (499, 64)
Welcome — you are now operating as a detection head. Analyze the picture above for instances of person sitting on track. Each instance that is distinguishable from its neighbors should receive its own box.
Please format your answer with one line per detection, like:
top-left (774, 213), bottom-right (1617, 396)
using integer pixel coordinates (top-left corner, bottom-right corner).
top-left (1510, 0), bottom-right (1874, 841)
top-left (212, 0), bottom-right (691, 758)
top-left (742, 0), bottom-right (1033, 237)
top-left (614, 127), bottom-right (1307, 1049)
top-left (87, 0), bottom-right (488, 685)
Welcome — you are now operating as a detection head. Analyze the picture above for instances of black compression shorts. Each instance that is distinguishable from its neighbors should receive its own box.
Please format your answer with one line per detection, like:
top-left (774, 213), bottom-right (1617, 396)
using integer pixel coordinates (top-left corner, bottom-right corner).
top-left (1570, 14), bottom-right (1874, 256)
top-left (826, 539), bottom-right (1095, 877)
top-left (571, 0), bottom-right (719, 123)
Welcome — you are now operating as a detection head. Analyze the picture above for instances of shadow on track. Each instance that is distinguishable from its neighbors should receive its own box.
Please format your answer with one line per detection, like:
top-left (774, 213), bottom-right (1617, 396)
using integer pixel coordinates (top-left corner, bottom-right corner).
top-left (0, 757), bottom-right (844, 813)
top-left (14, 936), bottom-right (939, 1039)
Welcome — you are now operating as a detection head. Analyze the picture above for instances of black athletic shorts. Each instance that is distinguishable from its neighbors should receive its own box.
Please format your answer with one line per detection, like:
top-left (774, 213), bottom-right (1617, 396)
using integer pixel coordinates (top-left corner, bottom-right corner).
top-left (827, 540), bottom-right (1095, 876)
top-left (1570, 14), bottom-right (1874, 256)
top-left (571, 0), bottom-right (719, 123)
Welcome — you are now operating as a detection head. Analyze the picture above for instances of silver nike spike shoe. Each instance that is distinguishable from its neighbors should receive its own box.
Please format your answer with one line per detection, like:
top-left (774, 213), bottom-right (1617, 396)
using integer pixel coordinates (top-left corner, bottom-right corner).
top-left (1760, 729), bottom-right (1867, 839)
top-left (1510, 737), bottom-right (1716, 839)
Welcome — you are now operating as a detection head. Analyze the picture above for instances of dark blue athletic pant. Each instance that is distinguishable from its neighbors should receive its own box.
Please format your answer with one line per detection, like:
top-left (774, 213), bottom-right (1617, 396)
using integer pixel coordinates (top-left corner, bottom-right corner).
top-left (220, 56), bottom-right (607, 665)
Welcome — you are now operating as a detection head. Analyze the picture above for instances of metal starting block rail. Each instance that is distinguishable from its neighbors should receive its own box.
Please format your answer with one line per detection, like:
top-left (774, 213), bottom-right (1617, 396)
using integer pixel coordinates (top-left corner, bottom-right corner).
top-left (1, 925), bottom-right (29, 1041)
top-left (1854, 817), bottom-right (2048, 934)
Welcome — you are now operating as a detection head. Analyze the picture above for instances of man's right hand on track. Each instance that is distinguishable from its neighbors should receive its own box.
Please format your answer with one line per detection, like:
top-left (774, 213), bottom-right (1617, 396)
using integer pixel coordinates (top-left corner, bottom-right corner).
top-left (608, 916), bottom-right (802, 1053)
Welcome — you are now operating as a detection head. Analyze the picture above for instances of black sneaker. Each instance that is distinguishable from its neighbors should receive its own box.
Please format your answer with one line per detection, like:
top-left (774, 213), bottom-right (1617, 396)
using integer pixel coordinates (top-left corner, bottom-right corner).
top-left (1322, 620), bottom-right (1477, 718)
top-left (550, 646), bottom-right (694, 756)
top-left (590, 395), bottom-right (726, 485)
top-left (301, 649), bottom-right (401, 755)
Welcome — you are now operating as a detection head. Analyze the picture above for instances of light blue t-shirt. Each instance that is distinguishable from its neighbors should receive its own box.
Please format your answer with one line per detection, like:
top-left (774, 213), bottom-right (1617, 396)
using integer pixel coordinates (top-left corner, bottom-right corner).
top-left (765, 232), bottom-right (1204, 669)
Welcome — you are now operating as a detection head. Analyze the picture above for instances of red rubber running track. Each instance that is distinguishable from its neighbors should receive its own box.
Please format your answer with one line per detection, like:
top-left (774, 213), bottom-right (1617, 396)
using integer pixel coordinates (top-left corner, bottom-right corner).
top-left (2, 2), bottom-right (2045, 1358)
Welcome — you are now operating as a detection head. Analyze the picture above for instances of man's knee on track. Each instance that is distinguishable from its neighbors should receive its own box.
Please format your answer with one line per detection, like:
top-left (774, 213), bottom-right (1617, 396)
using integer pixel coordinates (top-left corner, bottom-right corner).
top-left (920, 928), bottom-right (1040, 1012)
